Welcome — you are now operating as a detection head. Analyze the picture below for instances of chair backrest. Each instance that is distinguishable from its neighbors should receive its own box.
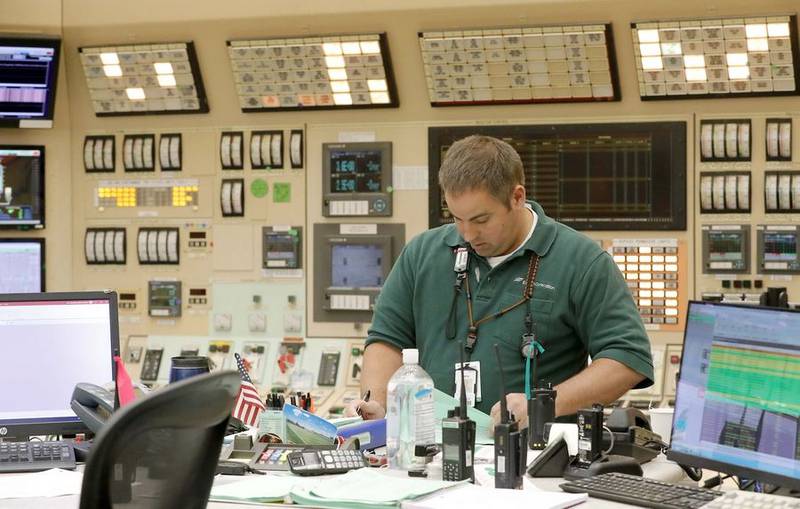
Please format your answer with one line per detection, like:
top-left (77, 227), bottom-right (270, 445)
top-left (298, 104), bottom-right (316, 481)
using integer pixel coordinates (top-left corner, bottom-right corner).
top-left (79, 370), bottom-right (240, 509)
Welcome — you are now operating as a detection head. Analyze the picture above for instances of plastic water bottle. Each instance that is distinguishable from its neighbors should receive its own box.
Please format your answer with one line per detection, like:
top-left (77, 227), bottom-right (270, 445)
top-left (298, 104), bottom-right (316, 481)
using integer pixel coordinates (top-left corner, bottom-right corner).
top-left (386, 348), bottom-right (435, 470)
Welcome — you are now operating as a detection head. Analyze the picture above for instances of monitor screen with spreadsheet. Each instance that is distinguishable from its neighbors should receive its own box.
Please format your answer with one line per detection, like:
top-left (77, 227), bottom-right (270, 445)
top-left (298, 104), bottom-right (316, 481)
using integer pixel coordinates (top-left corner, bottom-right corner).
top-left (0, 238), bottom-right (44, 293)
top-left (0, 37), bottom-right (60, 127)
top-left (0, 291), bottom-right (118, 440)
top-left (668, 301), bottom-right (800, 489)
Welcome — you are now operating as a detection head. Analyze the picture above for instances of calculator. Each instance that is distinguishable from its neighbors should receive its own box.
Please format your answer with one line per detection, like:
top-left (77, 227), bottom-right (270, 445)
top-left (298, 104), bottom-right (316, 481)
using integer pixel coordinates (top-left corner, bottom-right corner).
top-left (287, 449), bottom-right (368, 476)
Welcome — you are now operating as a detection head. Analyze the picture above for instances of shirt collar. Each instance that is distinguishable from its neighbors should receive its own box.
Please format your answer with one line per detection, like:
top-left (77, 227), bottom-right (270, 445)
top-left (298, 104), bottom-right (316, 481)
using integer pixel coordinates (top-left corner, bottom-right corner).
top-left (444, 200), bottom-right (557, 257)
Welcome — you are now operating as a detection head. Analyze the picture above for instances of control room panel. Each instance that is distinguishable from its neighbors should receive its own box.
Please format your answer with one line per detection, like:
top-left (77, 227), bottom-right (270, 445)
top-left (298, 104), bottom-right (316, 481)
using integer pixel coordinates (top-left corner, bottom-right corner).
top-left (5, 2), bottom-right (800, 411)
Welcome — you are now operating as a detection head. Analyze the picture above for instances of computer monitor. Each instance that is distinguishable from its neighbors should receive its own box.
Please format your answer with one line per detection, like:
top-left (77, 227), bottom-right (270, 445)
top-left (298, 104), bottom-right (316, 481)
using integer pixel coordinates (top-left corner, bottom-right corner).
top-left (0, 37), bottom-right (61, 127)
top-left (0, 291), bottom-right (119, 440)
top-left (0, 238), bottom-right (45, 292)
top-left (667, 301), bottom-right (800, 489)
top-left (0, 145), bottom-right (45, 229)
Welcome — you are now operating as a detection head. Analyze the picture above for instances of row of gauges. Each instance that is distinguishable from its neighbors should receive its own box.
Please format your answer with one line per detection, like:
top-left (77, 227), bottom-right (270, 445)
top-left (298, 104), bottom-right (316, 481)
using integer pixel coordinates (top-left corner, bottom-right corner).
top-left (84, 134), bottom-right (182, 172)
top-left (84, 227), bottom-right (179, 265)
top-left (700, 172), bottom-right (800, 213)
top-left (699, 119), bottom-right (792, 162)
top-left (219, 130), bottom-right (303, 170)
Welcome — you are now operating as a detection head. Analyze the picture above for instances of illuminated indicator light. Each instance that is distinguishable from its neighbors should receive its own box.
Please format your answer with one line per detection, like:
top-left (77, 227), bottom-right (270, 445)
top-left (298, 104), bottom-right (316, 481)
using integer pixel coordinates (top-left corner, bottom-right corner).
top-left (747, 38), bottom-right (769, 52)
top-left (369, 91), bottom-right (390, 103)
top-left (325, 56), bottom-right (346, 68)
top-left (686, 68), bottom-right (707, 81)
top-left (367, 79), bottom-right (387, 92)
top-left (728, 66), bottom-right (749, 80)
top-left (157, 75), bottom-right (176, 87)
top-left (768, 22), bottom-right (790, 37)
top-left (639, 247), bottom-right (652, 254)
top-left (333, 93), bottom-right (352, 105)
top-left (328, 68), bottom-right (348, 80)
top-left (639, 290), bottom-right (652, 298)
top-left (640, 255), bottom-right (652, 262)
top-left (330, 81), bottom-right (350, 93)
top-left (666, 299), bottom-right (678, 307)
top-left (666, 291), bottom-right (678, 298)
top-left (626, 273), bottom-right (639, 280)
top-left (641, 57), bottom-right (663, 70)
top-left (640, 264), bottom-right (652, 271)
top-left (640, 273), bottom-right (652, 280)
top-left (360, 41), bottom-right (381, 54)
top-left (639, 43), bottom-right (661, 56)
top-left (626, 264), bottom-right (638, 271)
top-left (683, 55), bottom-right (705, 68)
top-left (665, 308), bottom-right (678, 316)
top-left (322, 43), bottom-right (343, 56)
top-left (153, 62), bottom-right (174, 74)
top-left (100, 52), bottom-right (119, 65)
top-left (665, 264), bottom-right (678, 272)
top-left (126, 87), bottom-right (146, 100)
top-left (652, 281), bottom-right (665, 289)
top-left (653, 255), bottom-right (665, 263)
top-left (639, 282), bottom-right (652, 289)
top-left (103, 65), bottom-right (122, 77)
top-left (665, 255), bottom-right (678, 263)
top-left (341, 42), bottom-right (362, 55)
top-left (745, 24), bottom-right (768, 38)
top-left (638, 29), bottom-right (660, 43)
top-left (661, 42), bottom-right (682, 55)
top-left (639, 299), bottom-right (652, 306)
top-left (726, 53), bottom-right (748, 66)
top-left (613, 255), bottom-right (626, 262)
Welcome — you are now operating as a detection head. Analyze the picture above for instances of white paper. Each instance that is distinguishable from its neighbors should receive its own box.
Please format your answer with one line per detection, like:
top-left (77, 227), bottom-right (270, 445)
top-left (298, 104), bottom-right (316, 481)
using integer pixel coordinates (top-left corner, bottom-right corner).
top-left (0, 469), bottom-right (83, 499)
top-left (393, 166), bottom-right (429, 190)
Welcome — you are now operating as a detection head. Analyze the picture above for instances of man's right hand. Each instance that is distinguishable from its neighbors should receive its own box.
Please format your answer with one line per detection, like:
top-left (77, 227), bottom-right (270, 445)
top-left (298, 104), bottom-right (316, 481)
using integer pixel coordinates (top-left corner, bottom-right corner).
top-left (345, 399), bottom-right (386, 420)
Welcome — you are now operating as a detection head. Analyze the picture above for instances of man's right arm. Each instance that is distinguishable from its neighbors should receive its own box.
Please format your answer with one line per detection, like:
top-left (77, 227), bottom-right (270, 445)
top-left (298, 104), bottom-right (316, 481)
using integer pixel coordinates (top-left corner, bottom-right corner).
top-left (351, 342), bottom-right (403, 419)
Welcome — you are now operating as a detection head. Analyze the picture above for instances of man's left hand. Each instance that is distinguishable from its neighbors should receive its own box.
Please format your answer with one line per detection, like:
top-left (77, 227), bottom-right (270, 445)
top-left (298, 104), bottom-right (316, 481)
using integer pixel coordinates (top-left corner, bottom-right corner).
top-left (490, 393), bottom-right (528, 430)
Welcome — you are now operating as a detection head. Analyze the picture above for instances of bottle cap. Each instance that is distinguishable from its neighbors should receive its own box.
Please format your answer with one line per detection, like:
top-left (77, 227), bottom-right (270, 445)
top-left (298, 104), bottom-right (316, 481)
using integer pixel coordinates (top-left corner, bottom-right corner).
top-left (402, 348), bottom-right (419, 364)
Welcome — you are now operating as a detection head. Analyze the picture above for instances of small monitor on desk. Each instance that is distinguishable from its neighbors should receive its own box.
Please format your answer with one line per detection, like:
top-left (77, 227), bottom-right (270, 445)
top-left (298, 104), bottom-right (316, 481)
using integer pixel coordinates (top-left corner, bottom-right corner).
top-left (0, 291), bottom-right (119, 440)
top-left (668, 301), bottom-right (800, 489)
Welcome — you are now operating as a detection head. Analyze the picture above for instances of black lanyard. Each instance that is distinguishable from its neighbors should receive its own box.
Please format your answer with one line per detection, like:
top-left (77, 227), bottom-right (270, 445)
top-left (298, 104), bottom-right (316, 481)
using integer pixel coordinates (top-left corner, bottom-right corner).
top-left (446, 251), bottom-right (540, 356)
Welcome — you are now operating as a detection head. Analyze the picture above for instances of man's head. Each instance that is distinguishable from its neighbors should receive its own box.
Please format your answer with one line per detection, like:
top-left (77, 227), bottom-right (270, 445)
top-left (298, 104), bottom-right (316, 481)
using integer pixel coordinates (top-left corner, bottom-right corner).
top-left (438, 135), bottom-right (530, 257)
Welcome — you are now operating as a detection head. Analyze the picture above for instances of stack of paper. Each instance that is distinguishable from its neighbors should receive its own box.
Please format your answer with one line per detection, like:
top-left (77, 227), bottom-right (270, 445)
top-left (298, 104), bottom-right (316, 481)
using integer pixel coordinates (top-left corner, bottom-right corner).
top-left (209, 474), bottom-right (319, 504)
top-left (0, 469), bottom-right (83, 499)
top-left (289, 468), bottom-right (465, 509)
top-left (402, 484), bottom-right (588, 509)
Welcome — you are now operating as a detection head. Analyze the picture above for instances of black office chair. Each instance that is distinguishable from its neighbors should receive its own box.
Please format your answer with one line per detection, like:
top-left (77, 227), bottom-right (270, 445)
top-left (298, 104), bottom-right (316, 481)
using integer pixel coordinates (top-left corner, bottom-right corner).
top-left (79, 370), bottom-right (240, 509)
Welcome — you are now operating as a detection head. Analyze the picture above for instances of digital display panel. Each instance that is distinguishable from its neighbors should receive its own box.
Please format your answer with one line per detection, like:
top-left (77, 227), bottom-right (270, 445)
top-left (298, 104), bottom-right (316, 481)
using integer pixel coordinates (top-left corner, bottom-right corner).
top-left (0, 239), bottom-right (44, 293)
top-left (263, 228), bottom-right (301, 269)
top-left (669, 302), bottom-right (800, 490)
top-left (329, 149), bottom-right (383, 193)
top-left (763, 232), bottom-right (797, 262)
top-left (429, 122), bottom-right (686, 230)
top-left (708, 232), bottom-right (744, 261)
top-left (0, 146), bottom-right (44, 228)
top-left (331, 244), bottom-right (384, 288)
top-left (0, 37), bottom-right (60, 126)
top-left (148, 280), bottom-right (181, 317)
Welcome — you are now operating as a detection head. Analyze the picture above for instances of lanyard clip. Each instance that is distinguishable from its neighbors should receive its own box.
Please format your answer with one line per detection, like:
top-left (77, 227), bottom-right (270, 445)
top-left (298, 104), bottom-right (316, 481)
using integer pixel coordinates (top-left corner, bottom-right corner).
top-left (466, 327), bottom-right (478, 352)
top-left (454, 247), bottom-right (469, 273)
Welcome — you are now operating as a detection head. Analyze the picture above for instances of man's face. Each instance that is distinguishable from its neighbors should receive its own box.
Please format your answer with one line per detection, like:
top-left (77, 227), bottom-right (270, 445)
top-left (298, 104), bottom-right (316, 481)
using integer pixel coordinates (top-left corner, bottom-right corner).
top-left (445, 186), bottom-right (525, 258)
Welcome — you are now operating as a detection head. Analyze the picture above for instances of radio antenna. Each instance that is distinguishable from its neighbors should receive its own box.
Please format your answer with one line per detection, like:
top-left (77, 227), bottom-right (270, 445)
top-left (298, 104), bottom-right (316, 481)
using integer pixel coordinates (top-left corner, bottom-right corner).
top-left (459, 340), bottom-right (468, 418)
top-left (494, 344), bottom-right (509, 424)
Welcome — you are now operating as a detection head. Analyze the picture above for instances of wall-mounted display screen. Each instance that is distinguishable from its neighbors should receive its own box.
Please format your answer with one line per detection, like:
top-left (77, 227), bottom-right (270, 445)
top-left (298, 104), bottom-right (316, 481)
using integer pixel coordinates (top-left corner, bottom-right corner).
top-left (0, 238), bottom-right (44, 293)
top-left (227, 33), bottom-right (397, 111)
top-left (632, 15), bottom-right (799, 99)
top-left (429, 122), bottom-right (686, 230)
top-left (763, 232), bottom-right (797, 262)
top-left (331, 243), bottom-right (385, 288)
top-left (703, 226), bottom-right (750, 273)
top-left (323, 142), bottom-right (393, 217)
top-left (330, 149), bottom-right (383, 193)
top-left (0, 146), bottom-right (45, 229)
top-left (708, 232), bottom-right (744, 262)
top-left (0, 37), bottom-right (60, 127)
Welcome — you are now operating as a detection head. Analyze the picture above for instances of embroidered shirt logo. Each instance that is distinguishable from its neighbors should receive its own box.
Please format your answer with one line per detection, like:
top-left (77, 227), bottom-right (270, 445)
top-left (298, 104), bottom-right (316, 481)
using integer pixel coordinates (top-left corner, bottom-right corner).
top-left (513, 277), bottom-right (555, 291)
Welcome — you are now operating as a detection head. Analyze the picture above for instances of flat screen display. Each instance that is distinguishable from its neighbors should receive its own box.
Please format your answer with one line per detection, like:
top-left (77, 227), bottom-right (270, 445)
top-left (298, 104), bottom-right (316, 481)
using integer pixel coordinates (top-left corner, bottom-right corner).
top-left (0, 239), bottom-right (44, 293)
top-left (708, 232), bottom-right (744, 262)
top-left (0, 146), bottom-right (45, 228)
top-left (331, 244), bottom-right (384, 288)
top-left (763, 232), bottom-right (797, 262)
top-left (0, 37), bottom-right (60, 126)
top-left (329, 149), bottom-right (383, 193)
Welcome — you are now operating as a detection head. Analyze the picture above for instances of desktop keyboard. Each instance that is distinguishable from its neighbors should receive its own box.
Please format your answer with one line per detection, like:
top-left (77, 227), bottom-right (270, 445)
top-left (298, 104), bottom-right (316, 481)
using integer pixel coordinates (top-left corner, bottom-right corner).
top-left (0, 440), bottom-right (77, 473)
top-left (560, 472), bottom-right (723, 508)
top-left (699, 490), bottom-right (800, 508)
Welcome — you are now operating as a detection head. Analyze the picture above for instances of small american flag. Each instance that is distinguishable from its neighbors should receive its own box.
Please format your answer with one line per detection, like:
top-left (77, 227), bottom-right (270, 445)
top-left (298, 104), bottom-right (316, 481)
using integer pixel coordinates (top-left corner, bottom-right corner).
top-left (232, 353), bottom-right (265, 427)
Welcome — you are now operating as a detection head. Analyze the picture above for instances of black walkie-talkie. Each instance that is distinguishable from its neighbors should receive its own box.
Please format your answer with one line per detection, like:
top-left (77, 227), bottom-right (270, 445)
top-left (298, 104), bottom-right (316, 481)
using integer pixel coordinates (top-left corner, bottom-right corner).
top-left (441, 342), bottom-right (476, 482)
top-left (493, 344), bottom-right (527, 489)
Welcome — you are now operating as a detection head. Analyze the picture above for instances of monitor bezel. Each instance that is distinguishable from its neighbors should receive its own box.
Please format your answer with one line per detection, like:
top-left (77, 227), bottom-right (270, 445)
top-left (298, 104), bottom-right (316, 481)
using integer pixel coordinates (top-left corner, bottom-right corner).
top-left (0, 144), bottom-right (46, 229)
top-left (0, 237), bottom-right (45, 291)
top-left (666, 300), bottom-right (800, 490)
top-left (0, 36), bottom-right (61, 127)
top-left (0, 290), bottom-right (119, 440)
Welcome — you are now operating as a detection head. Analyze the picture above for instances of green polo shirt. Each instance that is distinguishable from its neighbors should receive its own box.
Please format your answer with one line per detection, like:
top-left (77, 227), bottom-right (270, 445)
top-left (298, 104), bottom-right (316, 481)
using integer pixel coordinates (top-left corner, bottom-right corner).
top-left (367, 200), bottom-right (654, 414)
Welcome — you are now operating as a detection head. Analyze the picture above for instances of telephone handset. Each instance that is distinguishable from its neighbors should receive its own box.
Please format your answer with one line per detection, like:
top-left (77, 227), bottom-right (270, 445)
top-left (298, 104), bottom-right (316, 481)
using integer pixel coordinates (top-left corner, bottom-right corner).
top-left (70, 383), bottom-right (116, 434)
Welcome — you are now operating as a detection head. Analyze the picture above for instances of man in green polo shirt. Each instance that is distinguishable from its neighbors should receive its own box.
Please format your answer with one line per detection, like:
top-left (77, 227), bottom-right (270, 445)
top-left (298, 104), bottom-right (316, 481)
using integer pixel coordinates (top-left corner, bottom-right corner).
top-left (353, 135), bottom-right (653, 427)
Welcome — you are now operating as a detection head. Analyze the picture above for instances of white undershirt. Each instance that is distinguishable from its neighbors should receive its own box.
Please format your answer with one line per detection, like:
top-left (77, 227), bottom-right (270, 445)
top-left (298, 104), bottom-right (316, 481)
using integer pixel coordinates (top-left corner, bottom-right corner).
top-left (486, 204), bottom-right (537, 269)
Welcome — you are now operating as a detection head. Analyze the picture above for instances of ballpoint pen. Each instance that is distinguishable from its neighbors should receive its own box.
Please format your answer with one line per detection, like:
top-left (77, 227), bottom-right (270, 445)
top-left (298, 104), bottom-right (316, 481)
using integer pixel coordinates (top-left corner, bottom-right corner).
top-left (356, 389), bottom-right (371, 417)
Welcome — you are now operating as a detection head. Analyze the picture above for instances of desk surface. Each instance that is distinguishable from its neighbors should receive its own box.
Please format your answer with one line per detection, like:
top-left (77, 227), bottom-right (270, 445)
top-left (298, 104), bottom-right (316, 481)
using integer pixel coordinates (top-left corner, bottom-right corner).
top-left (0, 455), bottom-right (688, 509)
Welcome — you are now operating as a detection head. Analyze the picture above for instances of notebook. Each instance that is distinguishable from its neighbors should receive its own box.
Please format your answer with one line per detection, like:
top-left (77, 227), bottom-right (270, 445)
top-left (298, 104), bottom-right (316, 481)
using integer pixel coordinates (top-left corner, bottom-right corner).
top-left (402, 484), bottom-right (588, 509)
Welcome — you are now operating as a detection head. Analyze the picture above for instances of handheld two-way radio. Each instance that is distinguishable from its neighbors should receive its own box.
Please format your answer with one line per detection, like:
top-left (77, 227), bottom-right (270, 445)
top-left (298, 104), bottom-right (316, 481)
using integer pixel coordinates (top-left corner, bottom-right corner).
top-left (528, 383), bottom-right (557, 449)
top-left (441, 342), bottom-right (476, 482)
top-left (576, 403), bottom-right (604, 468)
top-left (493, 344), bottom-right (527, 489)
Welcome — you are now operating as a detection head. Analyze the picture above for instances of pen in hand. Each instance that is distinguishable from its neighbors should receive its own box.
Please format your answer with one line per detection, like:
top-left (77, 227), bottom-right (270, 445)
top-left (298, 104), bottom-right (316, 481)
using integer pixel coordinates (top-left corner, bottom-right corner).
top-left (356, 389), bottom-right (371, 418)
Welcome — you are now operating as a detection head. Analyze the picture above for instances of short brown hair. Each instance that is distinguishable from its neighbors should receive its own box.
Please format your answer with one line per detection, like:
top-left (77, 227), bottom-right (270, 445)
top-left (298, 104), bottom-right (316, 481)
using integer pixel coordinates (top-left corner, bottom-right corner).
top-left (438, 135), bottom-right (524, 207)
